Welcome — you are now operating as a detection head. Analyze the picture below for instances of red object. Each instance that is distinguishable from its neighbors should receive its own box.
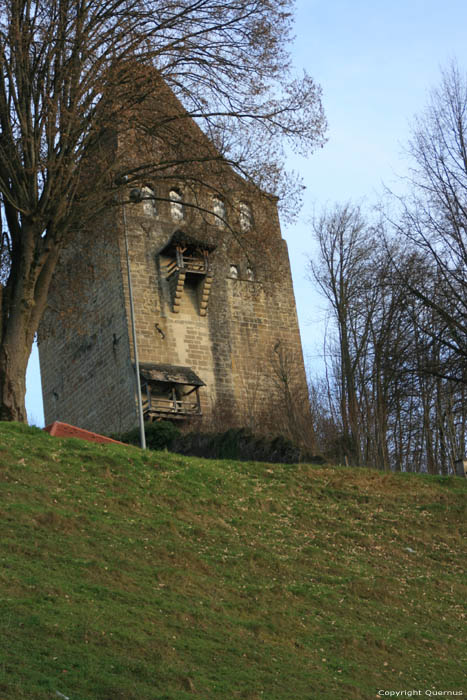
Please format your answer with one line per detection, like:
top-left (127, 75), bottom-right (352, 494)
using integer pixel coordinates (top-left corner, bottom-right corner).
top-left (44, 421), bottom-right (127, 446)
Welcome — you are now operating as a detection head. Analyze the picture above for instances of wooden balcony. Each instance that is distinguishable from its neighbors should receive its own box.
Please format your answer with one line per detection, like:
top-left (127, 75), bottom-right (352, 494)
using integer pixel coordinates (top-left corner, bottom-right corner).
top-left (166, 248), bottom-right (210, 277)
top-left (142, 395), bottom-right (201, 421)
top-left (139, 363), bottom-right (204, 422)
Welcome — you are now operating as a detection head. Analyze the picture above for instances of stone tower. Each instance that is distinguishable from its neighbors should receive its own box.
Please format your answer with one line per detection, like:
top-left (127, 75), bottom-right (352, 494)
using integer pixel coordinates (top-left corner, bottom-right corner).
top-left (38, 79), bottom-right (309, 438)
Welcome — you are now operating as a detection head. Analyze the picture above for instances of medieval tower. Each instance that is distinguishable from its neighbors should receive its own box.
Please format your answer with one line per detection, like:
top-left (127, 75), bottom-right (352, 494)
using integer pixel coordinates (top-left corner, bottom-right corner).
top-left (38, 77), bottom-right (309, 438)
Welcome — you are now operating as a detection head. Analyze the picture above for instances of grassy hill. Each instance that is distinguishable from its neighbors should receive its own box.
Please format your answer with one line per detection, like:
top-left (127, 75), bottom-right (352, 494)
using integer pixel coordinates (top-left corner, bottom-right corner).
top-left (0, 422), bottom-right (465, 700)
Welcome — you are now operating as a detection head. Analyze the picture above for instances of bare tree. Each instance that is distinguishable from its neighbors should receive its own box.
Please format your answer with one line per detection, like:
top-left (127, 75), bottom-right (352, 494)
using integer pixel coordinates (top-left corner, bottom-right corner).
top-left (388, 61), bottom-right (467, 386)
top-left (0, 0), bottom-right (327, 421)
top-left (306, 64), bottom-right (467, 473)
top-left (307, 203), bottom-right (375, 465)
top-left (308, 205), bottom-right (467, 474)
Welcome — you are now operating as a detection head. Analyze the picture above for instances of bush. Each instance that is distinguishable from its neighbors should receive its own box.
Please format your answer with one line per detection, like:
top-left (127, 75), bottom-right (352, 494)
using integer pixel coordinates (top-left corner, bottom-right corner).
top-left (115, 421), bottom-right (181, 450)
top-left (112, 422), bottom-right (324, 463)
top-left (172, 427), bottom-right (324, 464)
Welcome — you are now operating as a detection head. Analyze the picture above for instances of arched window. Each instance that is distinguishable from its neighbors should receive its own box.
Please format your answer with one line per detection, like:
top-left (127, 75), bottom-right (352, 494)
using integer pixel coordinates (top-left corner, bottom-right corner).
top-left (229, 264), bottom-right (239, 279)
top-left (212, 196), bottom-right (226, 227)
top-left (246, 267), bottom-right (254, 281)
top-left (141, 186), bottom-right (157, 217)
top-left (170, 189), bottom-right (184, 222)
top-left (239, 202), bottom-right (252, 232)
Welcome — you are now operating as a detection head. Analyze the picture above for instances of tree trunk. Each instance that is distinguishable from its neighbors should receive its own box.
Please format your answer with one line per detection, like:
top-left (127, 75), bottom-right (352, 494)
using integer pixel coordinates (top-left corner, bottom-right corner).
top-left (0, 221), bottom-right (59, 423)
top-left (0, 340), bottom-right (31, 422)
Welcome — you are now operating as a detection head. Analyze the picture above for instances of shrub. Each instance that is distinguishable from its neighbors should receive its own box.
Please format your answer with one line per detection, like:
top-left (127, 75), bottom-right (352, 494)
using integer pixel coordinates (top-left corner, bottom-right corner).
top-left (172, 428), bottom-right (324, 464)
top-left (115, 421), bottom-right (181, 450)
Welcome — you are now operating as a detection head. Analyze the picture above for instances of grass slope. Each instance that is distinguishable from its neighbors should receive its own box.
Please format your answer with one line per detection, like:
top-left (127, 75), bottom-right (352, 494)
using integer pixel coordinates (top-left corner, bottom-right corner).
top-left (0, 422), bottom-right (465, 700)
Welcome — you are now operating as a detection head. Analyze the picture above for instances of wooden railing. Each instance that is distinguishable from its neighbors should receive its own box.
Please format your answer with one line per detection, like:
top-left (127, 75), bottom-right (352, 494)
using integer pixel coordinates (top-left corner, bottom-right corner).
top-left (165, 251), bottom-right (210, 278)
top-left (181, 255), bottom-right (209, 273)
top-left (142, 396), bottom-right (201, 417)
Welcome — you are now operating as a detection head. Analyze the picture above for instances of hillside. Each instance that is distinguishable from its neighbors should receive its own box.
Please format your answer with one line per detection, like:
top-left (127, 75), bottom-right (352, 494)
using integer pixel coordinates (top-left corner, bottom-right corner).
top-left (0, 422), bottom-right (465, 699)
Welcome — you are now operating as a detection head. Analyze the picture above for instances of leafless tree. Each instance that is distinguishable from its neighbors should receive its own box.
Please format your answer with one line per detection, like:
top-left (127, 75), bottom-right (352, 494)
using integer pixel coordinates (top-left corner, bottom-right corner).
top-left (307, 203), bottom-right (375, 465)
top-left (306, 63), bottom-right (467, 473)
top-left (388, 61), bottom-right (467, 386)
top-left (0, 0), bottom-right (327, 421)
top-left (308, 204), bottom-right (467, 474)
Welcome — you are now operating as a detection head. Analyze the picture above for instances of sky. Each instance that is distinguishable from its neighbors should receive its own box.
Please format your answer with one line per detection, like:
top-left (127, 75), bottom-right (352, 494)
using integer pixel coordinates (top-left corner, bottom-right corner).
top-left (25, 0), bottom-right (467, 426)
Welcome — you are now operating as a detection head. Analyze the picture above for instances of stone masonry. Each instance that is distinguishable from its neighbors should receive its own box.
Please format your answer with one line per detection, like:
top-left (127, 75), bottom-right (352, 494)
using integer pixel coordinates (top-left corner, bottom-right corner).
top-left (38, 80), bottom-right (309, 437)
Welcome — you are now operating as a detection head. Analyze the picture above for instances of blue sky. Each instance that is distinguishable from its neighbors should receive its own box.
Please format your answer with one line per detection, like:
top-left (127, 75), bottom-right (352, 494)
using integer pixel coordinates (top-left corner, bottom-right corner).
top-left (286, 0), bottom-right (467, 372)
top-left (25, 0), bottom-right (467, 426)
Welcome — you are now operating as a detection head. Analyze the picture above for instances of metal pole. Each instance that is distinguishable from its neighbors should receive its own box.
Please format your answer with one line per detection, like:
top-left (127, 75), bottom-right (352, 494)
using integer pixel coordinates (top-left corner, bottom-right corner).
top-left (121, 197), bottom-right (146, 449)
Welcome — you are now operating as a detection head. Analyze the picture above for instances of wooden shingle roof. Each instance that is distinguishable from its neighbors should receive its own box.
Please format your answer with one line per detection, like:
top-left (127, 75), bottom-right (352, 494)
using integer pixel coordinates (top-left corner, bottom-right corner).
top-left (138, 363), bottom-right (205, 386)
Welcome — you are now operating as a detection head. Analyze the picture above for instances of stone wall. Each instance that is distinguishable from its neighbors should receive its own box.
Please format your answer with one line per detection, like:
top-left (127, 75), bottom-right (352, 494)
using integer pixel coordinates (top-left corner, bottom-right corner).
top-left (39, 81), bottom-right (310, 438)
top-left (39, 212), bottom-right (137, 435)
top-left (114, 181), bottom-right (307, 434)
top-left (225, 241), bottom-right (307, 433)
top-left (39, 180), bottom-right (309, 437)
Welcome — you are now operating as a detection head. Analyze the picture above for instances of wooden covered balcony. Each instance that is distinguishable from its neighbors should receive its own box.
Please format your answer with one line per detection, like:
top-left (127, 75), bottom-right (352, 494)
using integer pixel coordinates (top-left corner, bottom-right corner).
top-left (139, 363), bottom-right (205, 422)
top-left (161, 231), bottom-right (215, 279)
top-left (158, 231), bottom-right (216, 316)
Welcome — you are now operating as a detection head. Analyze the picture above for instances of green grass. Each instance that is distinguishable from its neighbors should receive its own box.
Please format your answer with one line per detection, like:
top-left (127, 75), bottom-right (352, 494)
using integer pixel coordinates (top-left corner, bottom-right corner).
top-left (0, 422), bottom-right (465, 699)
